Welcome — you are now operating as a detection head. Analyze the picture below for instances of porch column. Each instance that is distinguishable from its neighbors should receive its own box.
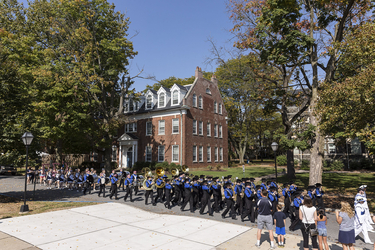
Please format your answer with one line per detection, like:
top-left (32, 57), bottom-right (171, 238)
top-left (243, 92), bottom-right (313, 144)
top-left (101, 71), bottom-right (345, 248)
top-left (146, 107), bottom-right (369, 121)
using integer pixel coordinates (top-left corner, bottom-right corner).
top-left (119, 145), bottom-right (122, 168)
top-left (132, 144), bottom-right (135, 167)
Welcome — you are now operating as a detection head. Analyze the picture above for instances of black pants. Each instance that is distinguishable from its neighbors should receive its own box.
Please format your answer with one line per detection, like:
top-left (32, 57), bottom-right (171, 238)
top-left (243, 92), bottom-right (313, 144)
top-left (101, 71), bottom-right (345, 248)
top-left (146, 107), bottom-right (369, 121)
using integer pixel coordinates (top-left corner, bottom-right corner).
top-left (193, 189), bottom-right (199, 208)
top-left (301, 223), bottom-right (318, 248)
top-left (154, 188), bottom-right (164, 203)
top-left (289, 207), bottom-right (300, 230)
top-left (200, 193), bottom-right (213, 215)
top-left (222, 198), bottom-right (235, 219)
top-left (164, 189), bottom-right (171, 209)
top-left (283, 196), bottom-right (291, 215)
top-left (241, 198), bottom-right (254, 222)
top-left (83, 182), bottom-right (91, 195)
top-left (235, 194), bottom-right (243, 215)
top-left (118, 179), bottom-right (125, 190)
top-left (134, 185), bottom-right (139, 195)
top-left (124, 185), bottom-right (133, 201)
top-left (98, 184), bottom-right (106, 197)
top-left (145, 190), bottom-right (154, 205)
top-left (212, 194), bottom-right (220, 212)
top-left (181, 191), bottom-right (194, 212)
top-left (173, 188), bottom-right (181, 205)
top-left (110, 183), bottom-right (118, 199)
top-left (316, 196), bottom-right (324, 209)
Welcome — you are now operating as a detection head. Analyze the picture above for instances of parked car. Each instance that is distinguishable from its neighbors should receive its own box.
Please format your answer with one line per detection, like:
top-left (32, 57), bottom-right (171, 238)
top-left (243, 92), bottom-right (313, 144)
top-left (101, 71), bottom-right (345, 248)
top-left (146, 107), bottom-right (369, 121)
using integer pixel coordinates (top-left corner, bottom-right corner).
top-left (0, 165), bottom-right (17, 175)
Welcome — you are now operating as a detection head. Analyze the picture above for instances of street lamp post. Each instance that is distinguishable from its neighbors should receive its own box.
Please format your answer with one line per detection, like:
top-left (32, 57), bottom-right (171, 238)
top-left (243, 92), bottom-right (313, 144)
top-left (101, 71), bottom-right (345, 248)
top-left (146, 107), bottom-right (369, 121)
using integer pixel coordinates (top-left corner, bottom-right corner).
top-left (20, 132), bottom-right (34, 213)
top-left (271, 142), bottom-right (279, 183)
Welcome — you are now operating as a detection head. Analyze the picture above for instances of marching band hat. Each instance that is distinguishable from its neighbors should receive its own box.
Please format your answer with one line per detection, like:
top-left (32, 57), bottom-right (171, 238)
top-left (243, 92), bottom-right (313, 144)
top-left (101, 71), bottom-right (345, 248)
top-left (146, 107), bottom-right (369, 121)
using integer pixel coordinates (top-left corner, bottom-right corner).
top-left (193, 177), bottom-right (198, 181)
top-left (295, 191), bottom-right (302, 197)
top-left (269, 186), bottom-right (276, 191)
top-left (241, 178), bottom-right (246, 182)
top-left (195, 175), bottom-right (199, 178)
top-left (289, 180), bottom-right (294, 185)
top-left (228, 175), bottom-right (232, 178)
top-left (359, 185), bottom-right (367, 189)
top-left (147, 175), bottom-right (152, 179)
top-left (267, 181), bottom-right (271, 185)
top-left (283, 183), bottom-right (289, 187)
top-left (223, 176), bottom-right (228, 179)
top-left (165, 179), bottom-right (170, 182)
top-left (261, 178), bottom-right (267, 182)
top-left (236, 179), bottom-right (241, 183)
top-left (307, 185), bottom-right (315, 190)
top-left (200, 175), bottom-right (205, 178)
top-left (207, 175), bottom-right (213, 179)
top-left (250, 178), bottom-right (255, 182)
top-left (245, 182), bottom-right (251, 186)
top-left (315, 183), bottom-right (322, 187)
top-left (202, 180), bottom-right (208, 185)
top-left (271, 178), bottom-right (276, 181)
top-left (226, 182), bottom-right (232, 187)
top-left (256, 185), bottom-right (261, 190)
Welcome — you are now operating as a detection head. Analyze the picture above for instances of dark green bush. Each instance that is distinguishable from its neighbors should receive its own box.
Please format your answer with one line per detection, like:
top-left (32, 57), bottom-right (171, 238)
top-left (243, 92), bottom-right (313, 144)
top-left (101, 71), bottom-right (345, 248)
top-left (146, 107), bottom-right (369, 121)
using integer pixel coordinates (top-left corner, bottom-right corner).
top-left (360, 158), bottom-right (375, 170)
top-left (276, 155), bottom-right (287, 166)
top-left (329, 160), bottom-right (344, 171)
top-left (301, 160), bottom-right (310, 170)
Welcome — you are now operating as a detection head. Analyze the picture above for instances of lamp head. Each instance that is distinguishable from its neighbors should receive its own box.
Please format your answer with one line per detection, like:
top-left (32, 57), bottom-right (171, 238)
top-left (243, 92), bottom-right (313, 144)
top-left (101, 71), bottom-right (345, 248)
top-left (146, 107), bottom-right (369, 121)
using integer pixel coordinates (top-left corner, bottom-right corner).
top-left (271, 142), bottom-right (278, 152)
top-left (21, 132), bottom-right (34, 146)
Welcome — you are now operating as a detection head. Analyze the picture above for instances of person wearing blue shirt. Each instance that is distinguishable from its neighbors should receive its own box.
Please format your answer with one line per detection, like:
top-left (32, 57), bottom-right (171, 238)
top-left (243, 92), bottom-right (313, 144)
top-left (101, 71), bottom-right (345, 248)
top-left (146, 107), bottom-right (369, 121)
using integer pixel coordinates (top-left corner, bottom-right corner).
top-left (315, 183), bottom-right (324, 209)
top-left (199, 181), bottom-right (213, 216)
top-left (307, 185), bottom-right (316, 206)
top-left (282, 183), bottom-right (292, 216)
top-left (117, 169), bottom-right (125, 191)
top-left (164, 179), bottom-right (173, 209)
top-left (144, 176), bottom-right (155, 205)
top-left (97, 172), bottom-right (106, 198)
top-left (181, 178), bottom-right (194, 213)
top-left (154, 176), bottom-right (164, 205)
top-left (124, 174), bottom-right (133, 202)
top-left (260, 178), bottom-right (268, 191)
top-left (172, 176), bottom-right (181, 205)
top-left (234, 179), bottom-right (243, 216)
top-left (268, 186), bottom-right (279, 215)
top-left (241, 182), bottom-right (255, 222)
top-left (289, 192), bottom-right (303, 231)
top-left (222, 183), bottom-right (236, 220)
top-left (131, 171), bottom-right (139, 195)
top-left (192, 177), bottom-right (200, 209)
top-left (109, 173), bottom-right (118, 200)
top-left (211, 177), bottom-right (221, 213)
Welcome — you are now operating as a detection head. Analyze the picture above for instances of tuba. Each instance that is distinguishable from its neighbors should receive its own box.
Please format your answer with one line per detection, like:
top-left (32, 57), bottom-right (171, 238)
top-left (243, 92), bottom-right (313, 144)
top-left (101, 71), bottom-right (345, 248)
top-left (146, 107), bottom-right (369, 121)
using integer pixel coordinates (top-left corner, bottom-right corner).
top-left (170, 167), bottom-right (179, 177)
top-left (155, 167), bottom-right (165, 188)
top-left (142, 168), bottom-right (154, 191)
top-left (181, 165), bottom-right (189, 174)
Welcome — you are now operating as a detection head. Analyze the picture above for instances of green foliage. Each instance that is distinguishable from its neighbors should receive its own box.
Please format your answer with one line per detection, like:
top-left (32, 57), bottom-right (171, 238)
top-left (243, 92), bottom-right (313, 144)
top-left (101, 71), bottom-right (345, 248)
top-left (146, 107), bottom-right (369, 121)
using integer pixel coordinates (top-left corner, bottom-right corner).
top-left (276, 155), bottom-right (287, 166)
top-left (329, 160), bottom-right (345, 171)
top-left (301, 160), bottom-right (310, 170)
top-left (207, 165), bottom-right (213, 171)
top-left (294, 158), bottom-right (300, 166)
top-left (133, 161), bottom-right (156, 171)
top-left (216, 165), bottom-right (221, 171)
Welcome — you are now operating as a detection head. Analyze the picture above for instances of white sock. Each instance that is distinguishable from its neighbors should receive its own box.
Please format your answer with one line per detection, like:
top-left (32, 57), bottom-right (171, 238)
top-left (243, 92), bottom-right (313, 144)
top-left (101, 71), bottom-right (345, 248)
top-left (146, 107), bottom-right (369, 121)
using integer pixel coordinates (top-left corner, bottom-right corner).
top-left (271, 241), bottom-right (275, 247)
top-left (257, 240), bottom-right (260, 245)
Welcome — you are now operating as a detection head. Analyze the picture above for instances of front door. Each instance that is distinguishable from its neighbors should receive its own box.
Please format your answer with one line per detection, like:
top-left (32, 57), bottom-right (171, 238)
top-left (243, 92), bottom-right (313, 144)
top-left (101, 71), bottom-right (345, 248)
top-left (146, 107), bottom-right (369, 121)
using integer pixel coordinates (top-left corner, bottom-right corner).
top-left (127, 147), bottom-right (133, 168)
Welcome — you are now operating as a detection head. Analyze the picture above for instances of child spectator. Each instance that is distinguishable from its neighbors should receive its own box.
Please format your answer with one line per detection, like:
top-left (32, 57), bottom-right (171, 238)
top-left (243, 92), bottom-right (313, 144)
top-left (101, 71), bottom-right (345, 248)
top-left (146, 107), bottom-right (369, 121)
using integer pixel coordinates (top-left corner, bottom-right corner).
top-left (316, 209), bottom-right (329, 250)
top-left (273, 204), bottom-right (286, 247)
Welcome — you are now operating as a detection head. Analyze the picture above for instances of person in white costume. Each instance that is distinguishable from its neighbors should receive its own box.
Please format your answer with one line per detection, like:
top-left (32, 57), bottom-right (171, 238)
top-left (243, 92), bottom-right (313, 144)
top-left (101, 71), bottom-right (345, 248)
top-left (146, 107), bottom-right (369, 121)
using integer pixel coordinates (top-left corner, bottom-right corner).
top-left (355, 185), bottom-right (375, 232)
top-left (355, 197), bottom-right (374, 244)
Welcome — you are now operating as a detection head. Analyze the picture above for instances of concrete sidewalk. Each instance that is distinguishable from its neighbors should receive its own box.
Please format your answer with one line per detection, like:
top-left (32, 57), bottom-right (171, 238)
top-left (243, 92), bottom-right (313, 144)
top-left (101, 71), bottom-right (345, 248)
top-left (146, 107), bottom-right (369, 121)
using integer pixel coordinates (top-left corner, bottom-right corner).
top-left (0, 203), bottom-right (365, 250)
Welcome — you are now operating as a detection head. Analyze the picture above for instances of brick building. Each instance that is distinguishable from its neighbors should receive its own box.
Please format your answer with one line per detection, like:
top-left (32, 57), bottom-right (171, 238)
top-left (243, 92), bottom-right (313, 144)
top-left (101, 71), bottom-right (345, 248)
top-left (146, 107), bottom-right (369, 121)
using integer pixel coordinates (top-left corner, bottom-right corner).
top-left (115, 67), bottom-right (228, 169)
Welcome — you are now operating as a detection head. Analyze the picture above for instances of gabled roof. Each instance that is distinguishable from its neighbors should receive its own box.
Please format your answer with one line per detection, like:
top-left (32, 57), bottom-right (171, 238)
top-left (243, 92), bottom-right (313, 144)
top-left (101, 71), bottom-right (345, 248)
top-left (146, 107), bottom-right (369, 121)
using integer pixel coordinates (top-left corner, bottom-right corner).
top-left (118, 133), bottom-right (138, 141)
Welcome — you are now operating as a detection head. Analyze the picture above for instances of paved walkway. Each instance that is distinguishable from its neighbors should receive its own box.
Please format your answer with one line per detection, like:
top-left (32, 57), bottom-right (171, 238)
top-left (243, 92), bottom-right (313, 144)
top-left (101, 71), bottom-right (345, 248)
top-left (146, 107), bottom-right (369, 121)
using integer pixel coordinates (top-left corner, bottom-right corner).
top-left (0, 203), bottom-right (366, 250)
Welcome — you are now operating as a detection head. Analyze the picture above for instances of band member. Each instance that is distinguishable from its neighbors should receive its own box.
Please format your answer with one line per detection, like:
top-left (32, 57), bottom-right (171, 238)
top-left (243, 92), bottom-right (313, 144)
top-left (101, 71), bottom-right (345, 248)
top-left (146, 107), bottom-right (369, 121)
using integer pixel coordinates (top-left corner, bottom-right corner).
top-left (241, 182), bottom-right (255, 222)
top-left (77, 172), bottom-right (84, 192)
top-left (199, 181), bottom-right (213, 216)
top-left (154, 176), bottom-right (164, 204)
top-left (172, 176), bottom-right (181, 206)
top-left (164, 179), bottom-right (172, 209)
top-left (260, 178), bottom-right (267, 190)
top-left (124, 174), bottom-right (134, 202)
top-left (67, 170), bottom-right (75, 190)
top-left (307, 185), bottom-right (316, 206)
top-left (315, 183), bottom-right (324, 209)
top-left (192, 177), bottom-right (200, 209)
top-left (97, 172), bottom-right (106, 197)
top-left (144, 175), bottom-right (155, 205)
top-left (222, 182), bottom-right (236, 220)
top-left (109, 170), bottom-right (115, 193)
top-left (212, 177), bottom-right (221, 213)
top-left (118, 169), bottom-right (125, 191)
top-left (355, 197), bottom-right (373, 244)
top-left (289, 191), bottom-right (303, 231)
top-left (181, 178), bottom-right (194, 213)
top-left (109, 173), bottom-right (118, 200)
top-left (234, 179), bottom-right (243, 216)
top-left (268, 186), bottom-right (279, 215)
top-left (83, 169), bottom-right (92, 195)
top-left (131, 171), bottom-right (139, 195)
top-left (282, 183), bottom-right (292, 216)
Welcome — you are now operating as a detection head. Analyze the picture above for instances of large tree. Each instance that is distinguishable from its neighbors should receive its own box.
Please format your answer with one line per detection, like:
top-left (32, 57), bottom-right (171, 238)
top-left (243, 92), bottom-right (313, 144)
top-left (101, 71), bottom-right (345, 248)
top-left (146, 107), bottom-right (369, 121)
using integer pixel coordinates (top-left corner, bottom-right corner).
top-left (228, 0), bottom-right (373, 184)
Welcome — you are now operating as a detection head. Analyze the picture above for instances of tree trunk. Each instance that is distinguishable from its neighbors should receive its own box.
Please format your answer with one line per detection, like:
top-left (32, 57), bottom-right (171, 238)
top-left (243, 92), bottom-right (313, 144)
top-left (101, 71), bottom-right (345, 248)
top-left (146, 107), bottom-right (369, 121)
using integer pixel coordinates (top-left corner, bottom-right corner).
top-left (104, 146), bottom-right (112, 173)
top-left (287, 149), bottom-right (295, 178)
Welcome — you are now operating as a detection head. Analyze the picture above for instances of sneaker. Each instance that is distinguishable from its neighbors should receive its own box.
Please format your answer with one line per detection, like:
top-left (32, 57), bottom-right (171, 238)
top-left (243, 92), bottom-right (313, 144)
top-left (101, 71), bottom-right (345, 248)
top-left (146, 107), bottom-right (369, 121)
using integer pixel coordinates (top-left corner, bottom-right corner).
top-left (255, 243), bottom-right (261, 248)
top-left (269, 245), bottom-right (277, 249)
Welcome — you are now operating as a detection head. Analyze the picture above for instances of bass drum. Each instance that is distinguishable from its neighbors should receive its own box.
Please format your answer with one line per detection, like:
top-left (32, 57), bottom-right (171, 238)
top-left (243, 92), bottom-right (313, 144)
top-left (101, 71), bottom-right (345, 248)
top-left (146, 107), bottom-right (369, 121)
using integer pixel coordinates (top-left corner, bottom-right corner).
top-left (88, 175), bottom-right (94, 184)
top-left (105, 177), bottom-right (110, 184)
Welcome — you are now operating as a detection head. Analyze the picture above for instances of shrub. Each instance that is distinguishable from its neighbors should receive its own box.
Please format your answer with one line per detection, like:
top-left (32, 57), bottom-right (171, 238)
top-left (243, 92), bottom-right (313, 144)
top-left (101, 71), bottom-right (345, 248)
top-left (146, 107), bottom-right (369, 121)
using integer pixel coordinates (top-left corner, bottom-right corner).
top-left (276, 155), bottom-right (287, 166)
top-left (360, 158), bottom-right (375, 170)
top-left (207, 165), bottom-right (213, 171)
top-left (294, 158), bottom-right (300, 166)
top-left (349, 160), bottom-right (361, 170)
top-left (216, 165), bottom-right (221, 171)
top-left (301, 160), bottom-right (310, 170)
top-left (329, 160), bottom-right (344, 171)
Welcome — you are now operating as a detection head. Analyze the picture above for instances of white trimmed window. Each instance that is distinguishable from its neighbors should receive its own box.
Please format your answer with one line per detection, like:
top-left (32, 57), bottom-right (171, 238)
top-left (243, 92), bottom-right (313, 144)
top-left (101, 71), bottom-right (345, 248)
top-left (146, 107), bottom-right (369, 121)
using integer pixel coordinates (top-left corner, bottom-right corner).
top-left (198, 96), bottom-right (203, 109)
top-left (206, 88), bottom-right (211, 95)
top-left (146, 121), bottom-right (152, 136)
top-left (125, 123), bottom-right (137, 132)
top-left (172, 118), bottom-right (179, 134)
top-left (172, 90), bottom-right (179, 105)
top-left (111, 146), bottom-right (117, 162)
top-left (215, 147), bottom-right (218, 162)
top-left (146, 146), bottom-right (152, 162)
top-left (214, 124), bottom-right (218, 137)
top-left (219, 125), bottom-right (222, 138)
top-left (214, 101), bottom-right (217, 113)
top-left (172, 145), bottom-right (179, 162)
top-left (220, 147), bottom-right (223, 162)
top-left (193, 146), bottom-right (197, 162)
top-left (199, 121), bottom-right (203, 135)
top-left (193, 94), bottom-right (197, 107)
top-left (193, 120), bottom-right (197, 135)
top-left (158, 120), bottom-right (165, 135)
top-left (218, 103), bottom-right (222, 114)
top-left (207, 147), bottom-right (211, 162)
top-left (159, 93), bottom-right (165, 108)
top-left (129, 99), bottom-right (134, 111)
top-left (146, 95), bottom-right (152, 109)
top-left (199, 146), bottom-right (203, 162)
top-left (207, 123), bottom-right (211, 137)
top-left (158, 145), bottom-right (165, 162)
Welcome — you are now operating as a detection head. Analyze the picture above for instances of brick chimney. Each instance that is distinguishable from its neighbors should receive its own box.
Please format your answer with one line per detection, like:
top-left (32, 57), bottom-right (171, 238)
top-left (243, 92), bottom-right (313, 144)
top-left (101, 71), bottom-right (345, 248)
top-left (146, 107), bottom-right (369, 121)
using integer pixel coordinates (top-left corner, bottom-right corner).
top-left (195, 66), bottom-right (203, 79)
top-left (211, 74), bottom-right (218, 85)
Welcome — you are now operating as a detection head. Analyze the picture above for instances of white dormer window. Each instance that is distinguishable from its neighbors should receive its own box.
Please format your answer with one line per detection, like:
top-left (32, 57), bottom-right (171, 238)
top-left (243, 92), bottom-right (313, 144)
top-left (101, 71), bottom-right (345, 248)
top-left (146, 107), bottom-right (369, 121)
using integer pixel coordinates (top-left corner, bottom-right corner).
top-left (193, 94), bottom-right (197, 107)
top-left (146, 95), bottom-right (152, 109)
top-left (199, 96), bottom-right (203, 109)
top-left (206, 88), bottom-right (211, 95)
top-left (129, 99), bottom-right (134, 111)
top-left (159, 92), bottom-right (165, 108)
top-left (172, 90), bottom-right (179, 105)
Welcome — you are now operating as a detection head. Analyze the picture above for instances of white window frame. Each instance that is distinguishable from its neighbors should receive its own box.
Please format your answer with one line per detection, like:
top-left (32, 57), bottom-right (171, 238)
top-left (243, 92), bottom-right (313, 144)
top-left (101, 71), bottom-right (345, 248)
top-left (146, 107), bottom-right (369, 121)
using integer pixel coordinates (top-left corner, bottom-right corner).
top-left (220, 147), bottom-right (223, 162)
top-left (207, 147), bottom-right (211, 162)
top-left (129, 99), bottom-right (134, 111)
top-left (215, 147), bottom-right (218, 162)
top-left (158, 145), bottom-right (165, 162)
top-left (192, 94), bottom-right (197, 107)
top-left (146, 146), bottom-right (152, 162)
top-left (199, 146), bottom-right (203, 162)
top-left (172, 90), bottom-right (179, 105)
top-left (146, 121), bottom-right (152, 136)
top-left (214, 124), bottom-right (218, 137)
top-left (198, 96), bottom-right (203, 109)
top-left (193, 146), bottom-right (197, 162)
top-left (219, 125), bottom-right (222, 138)
top-left (159, 92), bottom-right (165, 108)
top-left (146, 95), bottom-right (152, 109)
top-left (218, 103), bottom-right (222, 114)
top-left (193, 120), bottom-right (197, 135)
top-left (158, 120), bottom-right (165, 135)
top-left (172, 145), bottom-right (179, 162)
top-left (206, 88), bottom-right (211, 95)
top-left (172, 118), bottom-right (179, 134)
top-left (199, 121), bottom-right (203, 135)
top-left (214, 101), bottom-right (217, 113)
top-left (207, 123), bottom-right (211, 137)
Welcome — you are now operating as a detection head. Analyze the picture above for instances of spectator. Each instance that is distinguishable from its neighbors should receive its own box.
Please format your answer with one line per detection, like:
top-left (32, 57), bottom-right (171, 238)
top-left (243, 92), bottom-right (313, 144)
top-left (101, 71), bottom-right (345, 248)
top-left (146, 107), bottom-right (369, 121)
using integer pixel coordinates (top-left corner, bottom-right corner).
top-left (316, 209), bottom-right (329, 250)
top-left (273, 203), bottom-right (286, 247)
top-left (336, 201), bottom-right (355, 250)
top-left (299, 196), bottom-right (318, 250)
top-left (255, 189), bottom-right (276, 249)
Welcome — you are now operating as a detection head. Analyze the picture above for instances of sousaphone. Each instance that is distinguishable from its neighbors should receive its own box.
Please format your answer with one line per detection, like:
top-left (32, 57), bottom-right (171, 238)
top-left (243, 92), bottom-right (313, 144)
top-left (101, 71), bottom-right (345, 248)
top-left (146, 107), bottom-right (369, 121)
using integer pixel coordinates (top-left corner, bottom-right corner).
top-left (155, 166), bottom-right (165, 188)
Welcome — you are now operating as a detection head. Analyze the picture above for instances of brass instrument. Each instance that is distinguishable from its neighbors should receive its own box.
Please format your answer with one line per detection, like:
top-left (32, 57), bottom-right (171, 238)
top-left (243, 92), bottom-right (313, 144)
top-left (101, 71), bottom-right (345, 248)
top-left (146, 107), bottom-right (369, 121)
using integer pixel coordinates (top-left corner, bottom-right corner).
top-left (155, 166), bottom-right (165, 188)
top-left (170, 167), bottom-right (179, 177)
top-left (142, 168), bottom-right (154, 191)
top-left (181, 165), bottom-right (189, 174)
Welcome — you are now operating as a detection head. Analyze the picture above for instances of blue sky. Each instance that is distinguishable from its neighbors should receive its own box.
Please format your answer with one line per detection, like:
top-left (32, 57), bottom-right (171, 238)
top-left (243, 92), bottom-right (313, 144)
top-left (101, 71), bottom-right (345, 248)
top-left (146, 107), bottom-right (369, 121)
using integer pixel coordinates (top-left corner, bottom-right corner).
top-left (110, 1), bottom-right (234, 91)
